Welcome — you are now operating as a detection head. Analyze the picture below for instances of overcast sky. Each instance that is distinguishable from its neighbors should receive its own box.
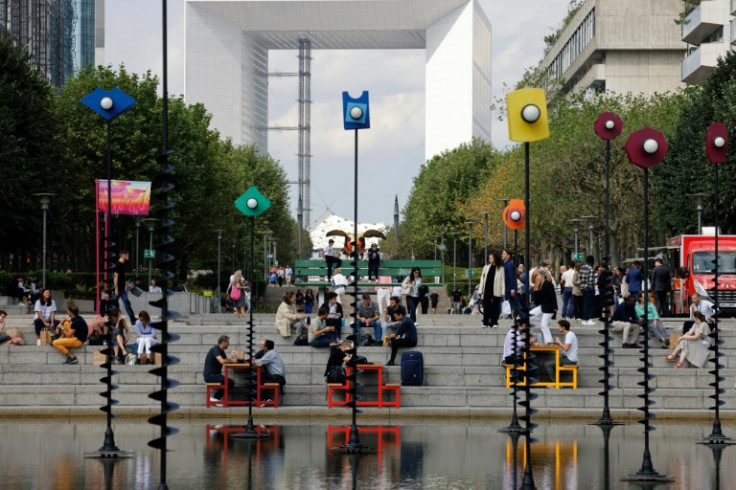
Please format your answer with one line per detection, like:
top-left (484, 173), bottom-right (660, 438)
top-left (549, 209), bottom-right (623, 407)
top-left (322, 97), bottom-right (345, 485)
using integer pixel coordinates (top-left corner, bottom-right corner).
top-left (105, 0), bottom-right (569, 225)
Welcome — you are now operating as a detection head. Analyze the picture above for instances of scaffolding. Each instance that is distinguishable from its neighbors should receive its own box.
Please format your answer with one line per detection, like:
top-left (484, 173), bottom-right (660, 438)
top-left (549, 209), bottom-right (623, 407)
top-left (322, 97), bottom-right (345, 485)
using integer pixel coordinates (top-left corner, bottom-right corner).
top-left (298, 38), bottom-right (312, 227)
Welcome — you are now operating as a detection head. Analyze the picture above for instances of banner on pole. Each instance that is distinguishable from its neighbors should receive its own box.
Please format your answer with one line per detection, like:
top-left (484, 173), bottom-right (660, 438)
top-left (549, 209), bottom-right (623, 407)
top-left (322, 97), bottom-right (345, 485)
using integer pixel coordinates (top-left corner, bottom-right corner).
top-left (97, 180), bottom-right (151, 215)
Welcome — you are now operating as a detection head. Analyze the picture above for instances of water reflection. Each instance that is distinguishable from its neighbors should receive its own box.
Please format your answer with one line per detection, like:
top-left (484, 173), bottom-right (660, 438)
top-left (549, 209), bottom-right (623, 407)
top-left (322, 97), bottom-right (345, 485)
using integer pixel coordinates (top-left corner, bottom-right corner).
top-left (0, 421), bottom-right (734, 489)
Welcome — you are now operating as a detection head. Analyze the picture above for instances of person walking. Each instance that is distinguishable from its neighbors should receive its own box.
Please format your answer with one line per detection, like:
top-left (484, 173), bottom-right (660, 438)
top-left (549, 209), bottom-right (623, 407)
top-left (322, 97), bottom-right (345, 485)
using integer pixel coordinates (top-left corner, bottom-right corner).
top-left (651, 259), bottom-right (672, 317)
top-left (580, 256), bottom-right (596, 325)
top-left (114, 250), bottom-right (136, 325)
top-left (478, 252), bottom-right (504, 328)
top-left (402, 267), bottom-right (422, 322)
top-left (560, 263), bottom-right (576, 319)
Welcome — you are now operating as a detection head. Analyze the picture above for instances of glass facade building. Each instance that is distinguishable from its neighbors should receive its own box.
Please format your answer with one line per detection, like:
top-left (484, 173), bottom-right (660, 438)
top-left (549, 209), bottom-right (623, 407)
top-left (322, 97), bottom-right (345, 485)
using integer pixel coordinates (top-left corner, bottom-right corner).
top-left (1, 0), bottom-right (101, 87)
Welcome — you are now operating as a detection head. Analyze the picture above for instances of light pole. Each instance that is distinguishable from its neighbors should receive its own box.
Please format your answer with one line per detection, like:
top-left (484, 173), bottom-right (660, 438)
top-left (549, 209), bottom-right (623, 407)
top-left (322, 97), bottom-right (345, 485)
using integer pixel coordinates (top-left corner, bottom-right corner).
top-left (216, 229), bottom-right (222, 313)
top-left (465, 221), bottom-right (477, 298)
top-left (263, 230), bottom-right (271, 283)
top-left (450, 231), bottom-right (459, 291)
top-left (143, 218), bottom-right (159, 286)
top-left (568, 219), bottom-right (582, 259)
top-left (579, 216), bottom-right (596, 258)
top-left (135, 217), bottom-right (141, 278)
top-left (480, 211), bottom-right (490, 260)
top-left (33, 193), bottom-right (56, 289)
top-left (231, 239), bottom-right (236, 273)
top-left (496, 198), bottom-right (511, 249)
top-left (687, 193), bottom-right (707, 234)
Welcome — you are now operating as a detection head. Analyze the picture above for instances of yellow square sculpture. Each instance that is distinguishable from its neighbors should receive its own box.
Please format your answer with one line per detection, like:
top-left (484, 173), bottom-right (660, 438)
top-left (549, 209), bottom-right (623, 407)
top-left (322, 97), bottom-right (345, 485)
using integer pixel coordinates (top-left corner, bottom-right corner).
top-left (506, 88), bottom-right (549, 143)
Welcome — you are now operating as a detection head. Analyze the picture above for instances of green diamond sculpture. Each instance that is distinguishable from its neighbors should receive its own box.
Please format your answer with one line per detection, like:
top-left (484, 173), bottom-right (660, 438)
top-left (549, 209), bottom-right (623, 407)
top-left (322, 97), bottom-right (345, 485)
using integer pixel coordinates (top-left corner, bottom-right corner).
top-left (235, 186), bottom-right (271, 217)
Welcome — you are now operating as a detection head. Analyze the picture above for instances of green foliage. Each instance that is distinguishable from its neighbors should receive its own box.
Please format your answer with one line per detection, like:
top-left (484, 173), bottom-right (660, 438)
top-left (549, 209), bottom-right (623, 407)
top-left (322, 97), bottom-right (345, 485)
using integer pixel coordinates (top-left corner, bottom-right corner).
top-left (401, 139), bottom-right (500, 259)
top-left (0, 34), bottom-right (64, 260)
top-left (651, 52), bottom-right (736, 234)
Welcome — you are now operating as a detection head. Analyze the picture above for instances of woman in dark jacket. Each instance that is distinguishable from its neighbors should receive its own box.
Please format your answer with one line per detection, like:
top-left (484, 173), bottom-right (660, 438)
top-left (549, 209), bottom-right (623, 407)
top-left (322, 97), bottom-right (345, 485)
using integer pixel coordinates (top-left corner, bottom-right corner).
top-left (538, 269), bottom-right (557, 344)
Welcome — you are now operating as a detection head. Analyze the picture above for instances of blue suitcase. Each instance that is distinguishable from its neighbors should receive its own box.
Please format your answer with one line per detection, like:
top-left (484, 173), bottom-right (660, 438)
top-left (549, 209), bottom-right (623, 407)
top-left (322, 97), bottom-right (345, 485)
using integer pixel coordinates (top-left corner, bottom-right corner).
top-left (401, 351), bottom-right (424, 386)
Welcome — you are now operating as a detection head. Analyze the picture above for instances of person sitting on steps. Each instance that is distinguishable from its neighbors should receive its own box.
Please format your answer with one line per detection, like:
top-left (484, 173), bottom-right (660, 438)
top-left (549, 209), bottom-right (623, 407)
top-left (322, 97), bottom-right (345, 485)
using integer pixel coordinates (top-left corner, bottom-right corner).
top-left (52, 303), bottom-right (88, 365)
top-left (386, 309), bottom-right (417, 366)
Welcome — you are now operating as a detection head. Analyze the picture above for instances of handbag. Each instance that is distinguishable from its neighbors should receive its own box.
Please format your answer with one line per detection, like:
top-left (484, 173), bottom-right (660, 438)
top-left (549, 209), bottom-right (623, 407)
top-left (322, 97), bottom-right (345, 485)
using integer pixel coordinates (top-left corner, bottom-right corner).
top-left (39, 329), bottom-right (53, 346)
top-left (325, 365), bottom-right (346, 384)
top-left (230, 286), bottom-right (242, 301)
top-left (88, 334), bottom-right (104, 346)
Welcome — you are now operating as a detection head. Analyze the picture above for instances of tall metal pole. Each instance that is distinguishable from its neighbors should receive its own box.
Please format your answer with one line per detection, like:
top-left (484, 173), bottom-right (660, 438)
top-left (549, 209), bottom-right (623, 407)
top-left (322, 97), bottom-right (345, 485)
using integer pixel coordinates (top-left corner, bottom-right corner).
top-left (496, 198), bottom-right (510, 249)
top-left (135, 218), bottom-right (141, 278)
top-left (32, 194), bottom-right (55, 289)
top-left (588, 222), bottom-right (594, 257)
top-left (481, 211), bottom-right (490, 261)
top-left (451, 232), bottom-right (458, 291)
top-left (297, 197), bottom-right (303, 260)
top-left (521, 142), bottom-right (536, 489)
top-left (231, 239), bottom-right (236, 273)
top-left (466, 221), bottom-right (477, 298)
top-left (217, 230), bottom-right (222, 314)
top-left (148, 225), bottom-right (154, 286)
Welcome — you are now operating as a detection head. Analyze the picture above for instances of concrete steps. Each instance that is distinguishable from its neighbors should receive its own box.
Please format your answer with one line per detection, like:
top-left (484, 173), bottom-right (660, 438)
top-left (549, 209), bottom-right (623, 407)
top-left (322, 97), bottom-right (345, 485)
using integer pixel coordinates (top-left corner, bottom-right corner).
top-left (2, 311), bottom-right (735, 414)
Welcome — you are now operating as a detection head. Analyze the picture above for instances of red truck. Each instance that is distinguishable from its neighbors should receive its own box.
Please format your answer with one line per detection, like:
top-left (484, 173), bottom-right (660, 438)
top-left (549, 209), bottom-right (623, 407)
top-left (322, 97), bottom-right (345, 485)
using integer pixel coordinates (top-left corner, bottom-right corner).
top-left (669, 231), bottom-right (736, 315)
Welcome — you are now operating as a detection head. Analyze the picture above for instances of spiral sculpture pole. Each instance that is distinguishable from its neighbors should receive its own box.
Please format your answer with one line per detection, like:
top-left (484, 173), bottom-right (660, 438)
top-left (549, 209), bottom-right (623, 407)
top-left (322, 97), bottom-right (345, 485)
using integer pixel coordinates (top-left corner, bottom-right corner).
top-left (147, 3), bottom-right (180, 488)
top-left (699, 125), bottom-right (733, 446)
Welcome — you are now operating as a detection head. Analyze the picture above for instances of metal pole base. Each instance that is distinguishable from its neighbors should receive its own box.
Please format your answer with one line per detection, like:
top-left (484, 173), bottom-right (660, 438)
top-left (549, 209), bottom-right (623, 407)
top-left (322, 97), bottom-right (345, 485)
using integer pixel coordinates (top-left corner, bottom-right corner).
top-left (621, 472), bottom-right (674, 483)
top-left (330, 443), bottom-right (374, 454)
top-left (498, 414), bottom-right (525, 433)
top-left (590, 419), bottom-right (625, 427)
top-left (230, 418), bottom-right (272, 439)
top-left (85, 450), bottom-right (134, 459)
top-left (697, 435), bottom-right (736, 446)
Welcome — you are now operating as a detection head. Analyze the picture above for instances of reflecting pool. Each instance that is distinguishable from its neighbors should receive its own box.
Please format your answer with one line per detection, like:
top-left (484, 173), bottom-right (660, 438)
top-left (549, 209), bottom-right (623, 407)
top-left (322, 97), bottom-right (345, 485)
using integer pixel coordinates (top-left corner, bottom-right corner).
top-left (0, 420), bottom-right (734, 489)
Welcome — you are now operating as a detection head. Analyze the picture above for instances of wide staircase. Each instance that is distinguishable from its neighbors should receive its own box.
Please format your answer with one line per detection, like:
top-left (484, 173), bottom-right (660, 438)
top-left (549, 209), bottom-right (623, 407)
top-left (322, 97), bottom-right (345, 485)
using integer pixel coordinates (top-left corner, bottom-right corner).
top-left (1, 310), bottom-right (735, 420)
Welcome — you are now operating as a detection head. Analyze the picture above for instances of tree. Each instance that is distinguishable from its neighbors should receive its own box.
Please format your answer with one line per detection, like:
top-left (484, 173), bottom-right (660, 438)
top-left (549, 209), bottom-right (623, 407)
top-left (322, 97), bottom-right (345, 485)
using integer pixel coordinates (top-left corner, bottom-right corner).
top-left (652, 52), bottom-right (736, 235)
top-left (0, 34), bottom-right (64, 269)
top-left (401, 139), bottom-right (499, 260)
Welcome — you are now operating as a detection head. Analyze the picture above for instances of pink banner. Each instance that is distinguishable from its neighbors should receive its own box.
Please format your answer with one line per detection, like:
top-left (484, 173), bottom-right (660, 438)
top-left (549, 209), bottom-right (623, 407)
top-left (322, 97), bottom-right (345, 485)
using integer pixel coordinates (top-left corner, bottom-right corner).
top-left (97, 180), bottom-right (151, 215)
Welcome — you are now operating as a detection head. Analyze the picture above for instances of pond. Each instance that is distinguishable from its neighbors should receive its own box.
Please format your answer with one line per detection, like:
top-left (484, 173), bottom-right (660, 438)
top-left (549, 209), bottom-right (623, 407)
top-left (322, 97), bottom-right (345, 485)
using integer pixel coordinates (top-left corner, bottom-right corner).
top-left (0, 420), bottom-right (733, 489)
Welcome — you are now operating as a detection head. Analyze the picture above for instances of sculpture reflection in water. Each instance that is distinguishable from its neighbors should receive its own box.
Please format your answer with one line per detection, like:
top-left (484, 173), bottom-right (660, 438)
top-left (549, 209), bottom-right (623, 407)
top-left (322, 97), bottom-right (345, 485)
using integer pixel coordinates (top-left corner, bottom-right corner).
top-left (327, 424), bottom-right (403, 486)
top-left (205, 424), bottom-right (282, 488)
top-left (504, 436), bottom-right (579, 490)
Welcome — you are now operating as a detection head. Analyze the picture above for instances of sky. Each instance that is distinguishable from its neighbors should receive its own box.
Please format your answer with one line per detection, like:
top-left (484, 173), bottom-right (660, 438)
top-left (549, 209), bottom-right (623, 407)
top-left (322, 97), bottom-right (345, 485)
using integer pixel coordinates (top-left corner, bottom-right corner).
top-left (105, 0), bottom-right (569, 226)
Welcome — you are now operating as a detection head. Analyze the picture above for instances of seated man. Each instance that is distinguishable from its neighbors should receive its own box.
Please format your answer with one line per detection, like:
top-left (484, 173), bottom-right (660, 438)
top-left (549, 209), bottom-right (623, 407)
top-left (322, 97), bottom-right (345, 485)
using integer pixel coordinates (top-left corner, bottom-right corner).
top-left (203, 335), bottom-right (237, 405)
top-left (52, 303), bottom-right (88, 365)
top-left (321, 292), bottom-right (343, 338)
top-left (611, 295), bottom-right (640, 348)
top-left (254, 339), bottom-right (286, 395)
top-left (503, 319), bottom-right (531, 366)
top-left (148, 279), bottom-right (162, 293)
top-left (356, 293), bottom-right (381, 340)
top-left (309, 306), bottom-right (337, 348)
top-left (386, 310), bottom-right (417, 366)
top-left (544, 320), bottom-right (578, 382)
top-left (682, 293), bottom-right (714, 334)
top-left (383, 296), bottom-right (407, 339)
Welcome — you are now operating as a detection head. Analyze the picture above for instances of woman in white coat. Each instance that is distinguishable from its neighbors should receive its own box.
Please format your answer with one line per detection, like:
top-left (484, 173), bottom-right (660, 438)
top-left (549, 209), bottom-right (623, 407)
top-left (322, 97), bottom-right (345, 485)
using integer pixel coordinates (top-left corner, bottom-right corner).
top-left (478, 252), bottom-right (505, 327)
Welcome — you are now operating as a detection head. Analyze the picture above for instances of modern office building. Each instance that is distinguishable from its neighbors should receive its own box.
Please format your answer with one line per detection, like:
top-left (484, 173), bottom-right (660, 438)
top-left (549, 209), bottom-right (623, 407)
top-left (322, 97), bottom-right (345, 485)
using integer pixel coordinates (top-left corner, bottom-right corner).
top-left (680, 0), bottom-right (735, 84)
top-left (539, 0), bottom-right (686, 96)
top-left (185, 0), bottom-right (492, 224)
top-left (0, 0), bottom-right (104, 87)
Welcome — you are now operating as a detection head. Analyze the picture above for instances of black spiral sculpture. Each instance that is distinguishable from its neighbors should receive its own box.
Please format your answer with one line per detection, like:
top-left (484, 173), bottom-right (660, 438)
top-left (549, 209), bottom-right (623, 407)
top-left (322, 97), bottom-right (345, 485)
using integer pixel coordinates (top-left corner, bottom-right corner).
top-left (594, 267), bottom-right (621, 427)
top-left (698, 130), bottom-right (733, 446)
top-left (622, 164), bottom-right (671, 482)
top-left (498, 321), bottom-right (523, 433)
top-left (332, 128), bottom-right (369, 454)
top-left (147, 3), bottom-right (179, 488)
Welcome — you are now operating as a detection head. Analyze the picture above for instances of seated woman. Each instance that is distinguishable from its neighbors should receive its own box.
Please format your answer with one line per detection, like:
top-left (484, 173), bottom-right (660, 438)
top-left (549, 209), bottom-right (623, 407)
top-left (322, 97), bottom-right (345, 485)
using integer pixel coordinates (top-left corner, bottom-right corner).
top-left (665, 311), bottom-right (710, 368)
top-left (275, 291), bottom-right (307, 338)
top-left (324, 340), bottom-right (353, 383)
top-left (309, 306), bottom-right (337, 348)
top-left (108, 308), bottom-right (130, 364)
top-left (635, 291), bottom-right (669, 348)
top-left (33, 288), bottom-right (60, 346)
top-left (135, 310), bottom-right (157, 364)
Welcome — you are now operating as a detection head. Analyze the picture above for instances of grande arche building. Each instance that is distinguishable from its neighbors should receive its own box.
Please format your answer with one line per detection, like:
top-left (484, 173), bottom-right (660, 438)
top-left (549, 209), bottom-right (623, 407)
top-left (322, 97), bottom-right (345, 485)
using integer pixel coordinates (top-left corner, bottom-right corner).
top-left (184, 0), bottom-right (492, 161)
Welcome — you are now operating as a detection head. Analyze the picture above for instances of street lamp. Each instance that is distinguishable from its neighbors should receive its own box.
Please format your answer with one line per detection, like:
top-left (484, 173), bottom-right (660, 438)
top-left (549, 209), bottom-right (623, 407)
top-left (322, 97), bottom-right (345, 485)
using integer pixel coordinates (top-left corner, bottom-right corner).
top-left (580, 216), bottom-right (597, 258)
top-left (33, 193), bottom-right (56, 289)
top-left (135, 217), bottom-right (141, 279)
top-left (687, 192), bottom-right (708, 234)
top-left (466, 221), bottom-right (477, 298)
top-left (480, 211), bottom-right (491, 260)
top-left (567, 219), bottom-right (583, 260)
top-left (231, 238), bottom-right (236, 273)
top-left (216, 229), bottom-right (222, 313)
top-left (143, 219), bottom-right (159, 286)
top-left (495, 198), bottom-right (511, 249)
top-left (450, 231), bottom-right (459, 292)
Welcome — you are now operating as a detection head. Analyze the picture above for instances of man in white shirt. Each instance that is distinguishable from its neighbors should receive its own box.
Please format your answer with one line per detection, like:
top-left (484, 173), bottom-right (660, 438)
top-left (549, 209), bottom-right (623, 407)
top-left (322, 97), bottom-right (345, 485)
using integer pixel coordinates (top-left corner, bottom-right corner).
top-left (149, 279), bottom-right (162, 293)
top-left (323, 239), bottom-right (342, 280)
top-left (560, 264), bottom-right (576, 319)
top-left (544, 319), bottom-right (578, 382)
top-left (682, 293), bottom-right (715, 334)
